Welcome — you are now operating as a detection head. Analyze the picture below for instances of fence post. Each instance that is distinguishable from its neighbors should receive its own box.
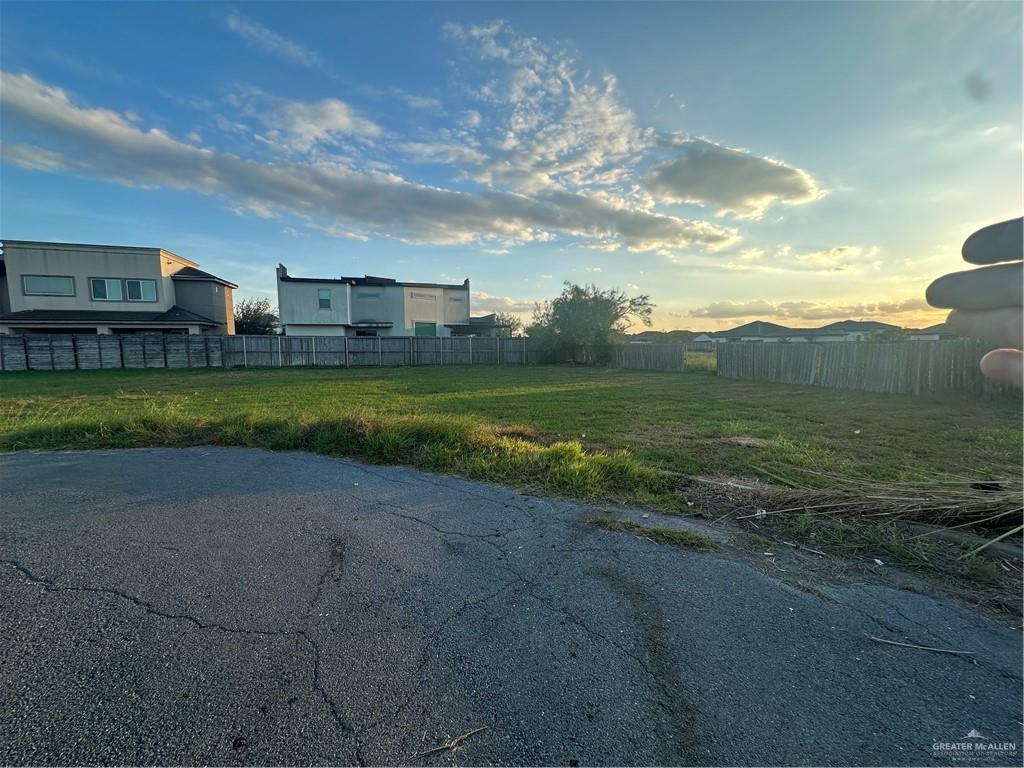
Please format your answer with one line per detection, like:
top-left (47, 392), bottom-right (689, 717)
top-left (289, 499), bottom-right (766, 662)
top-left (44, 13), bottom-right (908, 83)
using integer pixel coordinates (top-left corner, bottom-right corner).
top-left (311, 336), bottom-right (317, 368)
top-left (468, 335), bottom-right (473, 365)
top-left (522, 335), bottom-right (527, 365)
top-left (278, 335), bottom-right (283, 367)
top-left (242, 335), bottom-right (247, 368)
top-left (497, 336), bottom-right (501, 365)
top-left (344, 336), bottom-right (349, 367)
top-left (439, 336), bottom-right (443, 365)
top-left (378, 336), bottom-right (383, 367)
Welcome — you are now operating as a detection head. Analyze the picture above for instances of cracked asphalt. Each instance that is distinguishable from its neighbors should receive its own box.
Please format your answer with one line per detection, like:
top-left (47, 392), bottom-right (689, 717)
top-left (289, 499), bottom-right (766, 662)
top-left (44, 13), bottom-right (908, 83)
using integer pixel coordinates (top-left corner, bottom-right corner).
top-left (1, 447), bottom-right (1021, 766)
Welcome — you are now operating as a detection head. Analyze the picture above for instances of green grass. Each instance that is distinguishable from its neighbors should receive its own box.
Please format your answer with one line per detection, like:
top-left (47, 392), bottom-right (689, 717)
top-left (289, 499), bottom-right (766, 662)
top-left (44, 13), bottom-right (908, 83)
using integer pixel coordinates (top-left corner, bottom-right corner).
top-left (812, 520), bottom-right (1004, 583)
top-left (0, 366), bottom-right (1020, 507)
top-left (590, 516), bottom-right (716, 551)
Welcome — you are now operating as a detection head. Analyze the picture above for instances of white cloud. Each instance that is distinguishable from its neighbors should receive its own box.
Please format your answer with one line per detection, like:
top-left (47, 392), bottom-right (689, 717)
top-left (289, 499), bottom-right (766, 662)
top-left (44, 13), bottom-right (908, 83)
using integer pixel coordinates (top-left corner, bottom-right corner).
top-left (644, 136), bottom-right (822, 219)
top-left (225, 10), bottom-right (325, 70)
top-left (304, 222), bottom-right (370, 241)
top-left (626, 282), bottom-right (639, 290)
top-left (398, 141), bottom-right (487, 165)
top-left (231, 89), bottom-right (380, 153)
top-left (689, 299), bottom-right (777, 319)
top-left (0, 70), bottom-right (738, 253)
top-left (1, 142), bottom-right (66, 171)
top-left (689, 296), bottom-right (935, 322)
top-left (720, 244), bottom-right (882, 274)
top-left (471, 290), bottom-right (534, 314)
top-left (445, 21), bottom-right (649, 195)
top-left (398, 93), bottom-right (441, 111)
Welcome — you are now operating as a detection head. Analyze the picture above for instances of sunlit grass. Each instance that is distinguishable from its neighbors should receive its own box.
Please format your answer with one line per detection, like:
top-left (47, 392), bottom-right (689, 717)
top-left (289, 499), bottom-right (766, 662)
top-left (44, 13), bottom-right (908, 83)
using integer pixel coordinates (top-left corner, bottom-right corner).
top-left (1, 365), bottom-right (1019, 499)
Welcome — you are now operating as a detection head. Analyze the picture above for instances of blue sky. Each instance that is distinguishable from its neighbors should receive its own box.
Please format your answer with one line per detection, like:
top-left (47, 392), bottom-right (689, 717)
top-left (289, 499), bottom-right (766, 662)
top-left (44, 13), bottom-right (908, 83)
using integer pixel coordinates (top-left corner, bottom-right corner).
top-left (1, 1), bottom-right (1020, 330)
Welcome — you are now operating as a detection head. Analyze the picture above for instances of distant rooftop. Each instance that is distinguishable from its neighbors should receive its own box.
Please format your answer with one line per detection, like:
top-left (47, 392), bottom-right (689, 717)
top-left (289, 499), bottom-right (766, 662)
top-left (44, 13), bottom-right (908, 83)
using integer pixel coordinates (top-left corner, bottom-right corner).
top-left (277, 264), bottom-right (467, 290)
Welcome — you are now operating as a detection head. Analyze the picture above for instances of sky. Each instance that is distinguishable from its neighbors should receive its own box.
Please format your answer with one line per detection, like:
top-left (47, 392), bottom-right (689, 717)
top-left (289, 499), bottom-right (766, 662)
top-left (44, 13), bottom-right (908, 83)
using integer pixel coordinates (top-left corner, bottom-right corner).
top-left (0, 1), bottom-right (1020, 331)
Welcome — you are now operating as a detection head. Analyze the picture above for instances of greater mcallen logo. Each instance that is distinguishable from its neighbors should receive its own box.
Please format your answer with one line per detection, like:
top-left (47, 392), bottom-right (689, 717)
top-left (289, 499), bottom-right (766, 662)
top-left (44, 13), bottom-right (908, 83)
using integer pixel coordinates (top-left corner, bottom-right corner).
top-left (933, 728), bottom-right (1018, 760)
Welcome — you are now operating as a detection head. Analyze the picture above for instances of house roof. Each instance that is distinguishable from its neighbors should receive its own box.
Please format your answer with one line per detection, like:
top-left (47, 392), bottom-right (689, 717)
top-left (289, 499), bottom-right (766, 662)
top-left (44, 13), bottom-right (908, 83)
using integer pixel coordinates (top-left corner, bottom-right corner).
top-left (0, 239), bottom-right (198, 267)
top-left (171, 266), bottom-right (238, 288)
top-left (445, 314), bottom-right (513, 331)
top-left (707, 319), bottom-right (901, 339)
top-left (909, 323), bottom-right (953, 335)
top-left (714, 321), bottom-right (808, 338)
top-left (820, 320), bottom-right (898, 332)
top-left (0, 306), bottom-right (219, 326)
top-left (277, 264), bottom-right (467, 290)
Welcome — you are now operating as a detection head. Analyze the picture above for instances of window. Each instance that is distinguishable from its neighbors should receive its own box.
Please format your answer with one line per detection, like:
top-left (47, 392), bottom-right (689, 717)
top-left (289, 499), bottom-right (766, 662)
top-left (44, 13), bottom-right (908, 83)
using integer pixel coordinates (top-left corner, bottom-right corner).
top-left (318, 288), bottom-right (331, 309)
top-left (22, 275), bottom-right (75, 296)
top-left (415, 322), bottom-right (437, 337)
top-left (411, 291), bottom-right (436, 301)
top-left (355, 329), bottom-right (378, 337)
top-left (91, 278), bottom-right (157, 302)
top-left (126, 279), bottom-right (157, 302)
top-left (91, 278), bottom-right (123, 301)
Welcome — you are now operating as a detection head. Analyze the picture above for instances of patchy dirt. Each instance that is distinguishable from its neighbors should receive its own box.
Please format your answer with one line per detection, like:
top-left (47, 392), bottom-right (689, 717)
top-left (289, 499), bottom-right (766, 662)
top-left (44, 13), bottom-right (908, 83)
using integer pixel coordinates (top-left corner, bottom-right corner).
top-left (722, 436), bottom-right (774, 448)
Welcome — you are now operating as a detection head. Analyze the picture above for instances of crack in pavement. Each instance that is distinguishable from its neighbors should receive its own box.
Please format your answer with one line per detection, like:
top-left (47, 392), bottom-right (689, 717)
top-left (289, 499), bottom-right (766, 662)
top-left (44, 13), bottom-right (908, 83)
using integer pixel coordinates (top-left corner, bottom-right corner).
top-left (2, 554), bottom-right (367, 765)
top-left (361, 579), bottom-right (523, 741)
top-left (2, 559), bottom-right (303, 638)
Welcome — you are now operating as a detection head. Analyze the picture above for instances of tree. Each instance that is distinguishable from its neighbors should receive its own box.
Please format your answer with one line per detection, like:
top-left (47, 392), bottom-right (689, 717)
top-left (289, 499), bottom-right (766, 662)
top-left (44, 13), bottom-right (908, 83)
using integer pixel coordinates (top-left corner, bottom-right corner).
top-left (234, 297), bottom-right (279, 335)
top-left (526, 282), bottom-right (654, 363)
top-left (868, 328), bottom-right (910, 342)
top-left (494, 312), bottom-right (524, 337)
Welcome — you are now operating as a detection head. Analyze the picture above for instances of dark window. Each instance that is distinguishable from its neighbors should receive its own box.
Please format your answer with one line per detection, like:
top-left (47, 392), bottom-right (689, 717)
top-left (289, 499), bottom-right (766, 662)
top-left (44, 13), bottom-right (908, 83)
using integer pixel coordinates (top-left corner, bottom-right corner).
top-left (90, 278), bottom-right (157, 302)
top-left (318, 288), bottom-right (331, 309)
top-left (22, 275), bottom-right (75, 296)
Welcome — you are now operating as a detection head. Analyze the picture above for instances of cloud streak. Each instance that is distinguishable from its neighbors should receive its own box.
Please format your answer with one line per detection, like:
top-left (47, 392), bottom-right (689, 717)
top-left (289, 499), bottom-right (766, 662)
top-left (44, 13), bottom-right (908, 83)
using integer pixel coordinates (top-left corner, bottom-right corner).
top-left (689, 296), bottom-right (935, 322)
top-left (225, 10), bottom-right (326, 70)
top-left (0, 71), bottom-right (738, 252)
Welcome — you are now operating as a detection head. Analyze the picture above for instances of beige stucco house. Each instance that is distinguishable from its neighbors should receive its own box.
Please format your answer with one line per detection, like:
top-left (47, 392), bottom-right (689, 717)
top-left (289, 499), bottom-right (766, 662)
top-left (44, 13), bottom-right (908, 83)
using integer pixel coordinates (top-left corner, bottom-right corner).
top-left (276, 264), bottom-right (501, 337)
top-left (0, 240), bottom-right (236, 335)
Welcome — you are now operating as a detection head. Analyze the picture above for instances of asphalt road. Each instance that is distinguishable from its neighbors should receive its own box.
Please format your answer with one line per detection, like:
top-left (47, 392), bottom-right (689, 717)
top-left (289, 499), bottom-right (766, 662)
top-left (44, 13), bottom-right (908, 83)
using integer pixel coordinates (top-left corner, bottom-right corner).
top-left (1, 448), bottom-right (1021, 766)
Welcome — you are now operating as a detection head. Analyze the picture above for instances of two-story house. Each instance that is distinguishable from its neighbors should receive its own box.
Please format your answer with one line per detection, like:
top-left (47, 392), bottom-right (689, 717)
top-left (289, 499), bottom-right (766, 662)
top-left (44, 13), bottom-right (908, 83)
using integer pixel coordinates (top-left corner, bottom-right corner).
top-left (276, 264), bottom-right (499, 337)
top-left (0, 241), bottom-right (237, 335)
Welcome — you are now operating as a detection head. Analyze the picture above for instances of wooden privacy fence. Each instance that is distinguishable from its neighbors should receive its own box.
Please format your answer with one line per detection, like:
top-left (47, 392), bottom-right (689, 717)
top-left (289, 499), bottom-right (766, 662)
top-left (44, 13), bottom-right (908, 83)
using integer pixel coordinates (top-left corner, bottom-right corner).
top-left (220, 335), bottom-right (533, 368)
top-left (613, 343), bottom-right (687, 371)
top-left (0, 333), bottom-right (224, 371)
top-left (0, 333), bottom-right (533, 371)
top-left (716, 339), bottom-right (1010, 396)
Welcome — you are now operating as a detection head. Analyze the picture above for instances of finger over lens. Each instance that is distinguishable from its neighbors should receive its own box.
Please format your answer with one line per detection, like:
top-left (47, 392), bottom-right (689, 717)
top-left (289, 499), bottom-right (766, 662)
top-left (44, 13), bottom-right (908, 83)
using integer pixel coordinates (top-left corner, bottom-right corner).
top-left (947, 307), bottom-right (1024, 348)
top-left (962, 217), bottom-right (1023, 265)
top-left (925, 262), bottom-right (1023, 310)
top-left (980, 349), bottom-right (1023, 389)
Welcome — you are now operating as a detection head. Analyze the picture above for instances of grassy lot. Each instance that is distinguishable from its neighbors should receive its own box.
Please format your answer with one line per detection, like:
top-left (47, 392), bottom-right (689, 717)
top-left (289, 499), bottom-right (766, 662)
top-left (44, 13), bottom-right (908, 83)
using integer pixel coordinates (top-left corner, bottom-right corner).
top-left (2, 365), bottom-right (1019, 503)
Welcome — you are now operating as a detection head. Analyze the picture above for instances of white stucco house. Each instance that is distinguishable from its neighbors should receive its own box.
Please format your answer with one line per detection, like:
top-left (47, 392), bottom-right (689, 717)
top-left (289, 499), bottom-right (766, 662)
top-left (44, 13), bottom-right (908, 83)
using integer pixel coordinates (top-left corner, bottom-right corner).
top-left (0, 240), bottom-right (236, 335)
top-left (276, 264), bottom-right (502, 337)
